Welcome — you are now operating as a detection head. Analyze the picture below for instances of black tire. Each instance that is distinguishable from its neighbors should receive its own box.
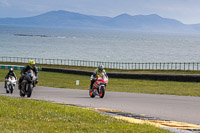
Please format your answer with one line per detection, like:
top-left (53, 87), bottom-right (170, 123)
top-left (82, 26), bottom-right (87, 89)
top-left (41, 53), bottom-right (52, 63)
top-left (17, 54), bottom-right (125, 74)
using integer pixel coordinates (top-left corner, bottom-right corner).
top-left (10, 85), bottom-right (13, 94)
top-left (89, 89), bottom-right (95, 98)
top-left (99, 86), bottom-right (105, 98)
top-left (20, 90), bottom-right (25, 97)
top-left (27, 84), bottom-right (32, 98)
top-left (5, 85), bottom-right (9, 93)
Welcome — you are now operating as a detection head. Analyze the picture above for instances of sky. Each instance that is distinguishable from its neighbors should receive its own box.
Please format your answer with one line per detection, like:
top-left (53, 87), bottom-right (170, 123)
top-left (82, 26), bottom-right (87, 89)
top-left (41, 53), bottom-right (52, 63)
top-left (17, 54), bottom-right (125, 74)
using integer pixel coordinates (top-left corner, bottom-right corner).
top-left (0, 0), bottom-right (200, 24)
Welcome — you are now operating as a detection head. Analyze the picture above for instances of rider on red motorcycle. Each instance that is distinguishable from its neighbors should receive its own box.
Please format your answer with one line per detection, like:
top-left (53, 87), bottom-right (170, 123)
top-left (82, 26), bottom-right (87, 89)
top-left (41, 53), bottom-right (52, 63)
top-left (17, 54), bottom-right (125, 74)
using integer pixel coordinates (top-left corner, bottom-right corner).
top-left (90, 64), bottom-right (108, 91)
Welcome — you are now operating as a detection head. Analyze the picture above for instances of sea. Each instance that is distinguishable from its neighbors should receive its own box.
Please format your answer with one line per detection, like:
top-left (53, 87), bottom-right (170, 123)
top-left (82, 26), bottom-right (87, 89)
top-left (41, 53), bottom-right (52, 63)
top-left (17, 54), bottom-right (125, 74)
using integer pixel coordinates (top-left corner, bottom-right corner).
top-left (0, 25), bottom-right (200, 63)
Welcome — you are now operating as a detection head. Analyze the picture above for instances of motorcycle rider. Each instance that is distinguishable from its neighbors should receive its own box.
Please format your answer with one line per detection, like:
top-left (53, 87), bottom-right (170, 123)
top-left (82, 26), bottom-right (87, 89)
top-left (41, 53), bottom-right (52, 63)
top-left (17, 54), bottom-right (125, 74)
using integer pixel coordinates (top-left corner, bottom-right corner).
top-left (18, 60), bottom-right (39, 90)
top-left (90, 64), bottom-right (108, 91)
top-left (4, 68), bottom-right (17, 89)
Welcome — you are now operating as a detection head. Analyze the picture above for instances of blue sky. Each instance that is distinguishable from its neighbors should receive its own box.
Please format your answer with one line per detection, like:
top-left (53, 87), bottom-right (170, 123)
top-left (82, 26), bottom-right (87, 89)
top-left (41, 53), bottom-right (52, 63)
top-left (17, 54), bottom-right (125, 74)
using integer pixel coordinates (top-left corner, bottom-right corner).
top-left (0, 0), bottom-right (200, 24)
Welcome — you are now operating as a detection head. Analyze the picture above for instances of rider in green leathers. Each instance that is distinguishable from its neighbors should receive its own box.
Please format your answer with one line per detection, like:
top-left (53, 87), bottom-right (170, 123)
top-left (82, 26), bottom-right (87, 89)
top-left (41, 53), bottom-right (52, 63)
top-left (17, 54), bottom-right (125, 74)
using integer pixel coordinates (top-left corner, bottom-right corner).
top-left (18, 60), bottom-right (39, 90)
top-left (90, 64), bottom-right (108, 90)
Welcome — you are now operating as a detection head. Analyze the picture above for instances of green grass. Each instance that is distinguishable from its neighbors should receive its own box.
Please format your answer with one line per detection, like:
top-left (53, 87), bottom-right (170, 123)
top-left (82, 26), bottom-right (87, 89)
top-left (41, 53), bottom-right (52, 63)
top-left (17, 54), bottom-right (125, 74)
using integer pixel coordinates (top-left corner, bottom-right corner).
top-left (0, 95), bottom-right (170, 133)
top-left (1, 61), bottom-right (200, 74)
top-left (1, 69), bottom-right (200, 96)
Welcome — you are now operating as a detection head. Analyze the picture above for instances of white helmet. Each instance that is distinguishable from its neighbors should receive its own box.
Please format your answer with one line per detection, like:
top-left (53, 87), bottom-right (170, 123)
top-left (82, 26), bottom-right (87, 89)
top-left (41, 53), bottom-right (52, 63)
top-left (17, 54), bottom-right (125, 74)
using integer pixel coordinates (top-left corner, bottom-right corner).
top-left (98, 64), bottom-right (104, 73)
top-left (9, 68), bottom-right (13, 72)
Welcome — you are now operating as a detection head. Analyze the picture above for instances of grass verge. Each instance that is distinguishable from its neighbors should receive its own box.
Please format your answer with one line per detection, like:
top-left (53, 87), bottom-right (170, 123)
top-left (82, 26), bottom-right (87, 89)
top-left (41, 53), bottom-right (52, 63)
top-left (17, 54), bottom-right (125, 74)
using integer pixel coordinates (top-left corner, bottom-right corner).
top-left (1, 61), bottom-right (200, 74)
top-left (0, 95), bottom-right (170, 133)
top-left (1, 69), bottom-right (200, 96)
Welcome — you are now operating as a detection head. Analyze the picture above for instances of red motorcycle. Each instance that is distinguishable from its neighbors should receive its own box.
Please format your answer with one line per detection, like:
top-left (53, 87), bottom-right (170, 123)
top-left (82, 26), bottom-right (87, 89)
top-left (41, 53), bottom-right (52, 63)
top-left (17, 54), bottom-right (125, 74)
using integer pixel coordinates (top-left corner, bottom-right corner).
top-left (89, 74), bottom-right (108, 98)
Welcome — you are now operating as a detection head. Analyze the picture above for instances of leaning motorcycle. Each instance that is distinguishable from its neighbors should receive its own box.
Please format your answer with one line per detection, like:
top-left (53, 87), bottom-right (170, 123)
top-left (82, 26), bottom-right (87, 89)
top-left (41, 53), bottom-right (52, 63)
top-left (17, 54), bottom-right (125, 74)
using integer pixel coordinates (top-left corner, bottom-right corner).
top-left (6, 76), bottom-right (17, 94)
top-left (19, 69), bottom-right (36, 98)
top-left (89, 74), bottom-right (108, 98)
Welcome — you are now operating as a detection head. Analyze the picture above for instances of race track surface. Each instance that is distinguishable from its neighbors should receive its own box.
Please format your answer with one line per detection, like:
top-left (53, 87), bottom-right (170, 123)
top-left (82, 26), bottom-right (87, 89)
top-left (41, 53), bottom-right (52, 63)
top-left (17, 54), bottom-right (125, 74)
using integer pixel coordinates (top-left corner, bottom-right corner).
top-left (0, 82), bottom-right (200, 125)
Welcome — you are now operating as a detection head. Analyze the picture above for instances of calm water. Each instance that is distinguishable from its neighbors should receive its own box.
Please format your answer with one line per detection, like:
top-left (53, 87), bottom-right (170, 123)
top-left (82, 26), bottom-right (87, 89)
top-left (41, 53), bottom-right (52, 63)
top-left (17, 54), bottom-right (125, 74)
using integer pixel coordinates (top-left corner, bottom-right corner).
top-left (0, 25), bottom-right (200, 63)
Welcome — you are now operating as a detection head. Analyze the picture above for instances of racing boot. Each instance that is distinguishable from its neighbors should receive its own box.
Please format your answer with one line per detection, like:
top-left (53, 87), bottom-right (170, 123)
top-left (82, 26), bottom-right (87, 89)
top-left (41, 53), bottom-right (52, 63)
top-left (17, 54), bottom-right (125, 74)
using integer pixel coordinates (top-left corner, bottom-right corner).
top-left (4, 82), bottom-right (6, 89)
top-left (89, 87), bottom-right (92, 91)
top-left (33, 79), bottom-right (38, 87)
top-left (90, 84), bottom-right (93, 91)
top-left (33, 82), bottom-right (36, 87)
top-left (18, 84), bottom-right (21, 90)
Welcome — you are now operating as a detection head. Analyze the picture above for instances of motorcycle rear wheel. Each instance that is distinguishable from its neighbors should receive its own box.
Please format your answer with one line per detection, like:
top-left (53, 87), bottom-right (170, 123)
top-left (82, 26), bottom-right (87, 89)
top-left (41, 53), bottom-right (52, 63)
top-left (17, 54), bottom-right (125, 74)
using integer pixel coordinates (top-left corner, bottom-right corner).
top-left (89, 89), bottom-right (95, 98)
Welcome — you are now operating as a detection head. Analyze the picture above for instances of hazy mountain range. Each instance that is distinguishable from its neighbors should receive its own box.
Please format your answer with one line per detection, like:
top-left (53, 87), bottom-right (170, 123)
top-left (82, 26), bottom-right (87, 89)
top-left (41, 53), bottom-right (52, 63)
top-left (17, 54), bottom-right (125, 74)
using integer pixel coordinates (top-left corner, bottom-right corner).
top-left (0, 10), bottom-right (200, 33)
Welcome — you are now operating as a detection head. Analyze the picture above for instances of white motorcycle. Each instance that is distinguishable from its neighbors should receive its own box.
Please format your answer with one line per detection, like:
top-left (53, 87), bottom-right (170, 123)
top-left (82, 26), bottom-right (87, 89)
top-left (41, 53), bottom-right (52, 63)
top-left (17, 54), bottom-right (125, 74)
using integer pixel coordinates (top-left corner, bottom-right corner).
top-left (6, 76), bottom-right (17, 94)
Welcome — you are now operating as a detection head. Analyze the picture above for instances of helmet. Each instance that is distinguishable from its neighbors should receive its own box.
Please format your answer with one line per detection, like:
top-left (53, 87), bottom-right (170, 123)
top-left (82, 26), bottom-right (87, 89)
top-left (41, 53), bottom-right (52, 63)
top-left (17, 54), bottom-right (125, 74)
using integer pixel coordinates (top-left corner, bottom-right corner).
top-left (9, 68), bottom-right (13, 72)
top-left (98, 64), bottom-right (104, 73)
top-left (29, 60), bottom-right (35, 69)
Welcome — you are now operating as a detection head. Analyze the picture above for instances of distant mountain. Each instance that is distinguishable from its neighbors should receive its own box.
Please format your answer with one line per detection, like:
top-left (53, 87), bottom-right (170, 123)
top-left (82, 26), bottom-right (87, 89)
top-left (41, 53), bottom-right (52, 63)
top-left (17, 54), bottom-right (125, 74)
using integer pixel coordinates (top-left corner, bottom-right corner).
top-left (0, 10), bottom-right (199, 33)
top-left (0, 10), bottom-right (111, 28)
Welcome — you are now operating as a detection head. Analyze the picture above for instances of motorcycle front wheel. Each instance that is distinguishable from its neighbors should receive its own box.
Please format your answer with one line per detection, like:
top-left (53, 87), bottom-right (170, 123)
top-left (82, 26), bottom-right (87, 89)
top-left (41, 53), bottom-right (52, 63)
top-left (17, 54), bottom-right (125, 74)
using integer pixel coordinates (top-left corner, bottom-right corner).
top-left (99, 86), bottom-right (105, 98)
top-left (27, 84), bottom-right (32, 98)
top-left (10, 85), bottom-right (13, 94)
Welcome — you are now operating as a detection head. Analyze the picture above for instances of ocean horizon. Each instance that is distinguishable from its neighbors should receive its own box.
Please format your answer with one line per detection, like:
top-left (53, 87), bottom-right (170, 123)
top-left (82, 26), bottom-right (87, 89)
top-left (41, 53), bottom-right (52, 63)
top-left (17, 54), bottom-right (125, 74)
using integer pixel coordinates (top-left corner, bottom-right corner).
top-left (1, 25), bottom-right (200, 63)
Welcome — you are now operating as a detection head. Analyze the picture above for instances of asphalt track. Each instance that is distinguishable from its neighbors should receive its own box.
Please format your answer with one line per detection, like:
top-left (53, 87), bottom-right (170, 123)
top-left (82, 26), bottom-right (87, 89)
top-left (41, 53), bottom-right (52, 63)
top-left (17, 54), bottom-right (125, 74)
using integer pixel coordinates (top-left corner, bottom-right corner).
top-left (0, 82), bottom-right (200, 127)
